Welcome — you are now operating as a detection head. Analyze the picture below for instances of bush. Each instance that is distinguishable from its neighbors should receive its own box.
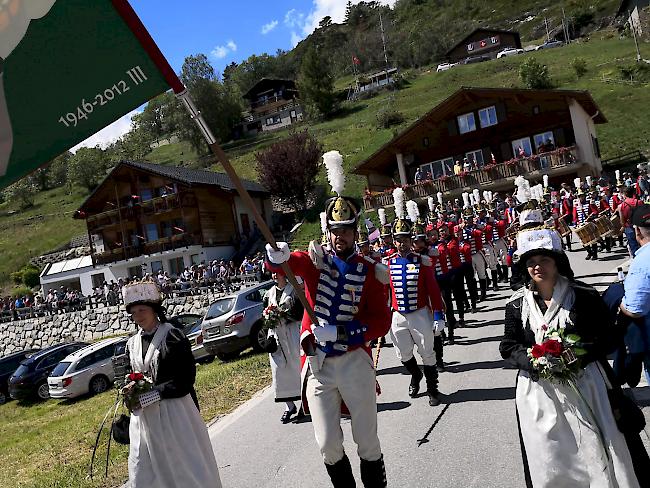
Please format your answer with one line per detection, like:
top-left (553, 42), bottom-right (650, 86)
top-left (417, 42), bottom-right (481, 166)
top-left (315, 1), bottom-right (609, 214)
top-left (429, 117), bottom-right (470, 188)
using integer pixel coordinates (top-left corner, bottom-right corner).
top-left (376, 108), bottom-right (405, 129)
top-left (11, 286), bottom-right (32, 299)
top-left (572, 58), bottom-right (587, 78)
top-left (10, 271), bottom-right (23, 285)
top-left (618, 63), bottom-right (650, 83)
top-left (519, 58), bottom-right (553, 89)
top-left (22, 267), bottom-right (41, 288)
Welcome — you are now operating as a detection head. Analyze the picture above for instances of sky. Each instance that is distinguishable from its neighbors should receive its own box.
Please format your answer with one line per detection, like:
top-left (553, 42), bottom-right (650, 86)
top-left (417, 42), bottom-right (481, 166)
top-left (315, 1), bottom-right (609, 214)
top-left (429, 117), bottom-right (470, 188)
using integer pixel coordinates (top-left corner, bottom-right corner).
top-left (73, 0), bottom-right (396, 151)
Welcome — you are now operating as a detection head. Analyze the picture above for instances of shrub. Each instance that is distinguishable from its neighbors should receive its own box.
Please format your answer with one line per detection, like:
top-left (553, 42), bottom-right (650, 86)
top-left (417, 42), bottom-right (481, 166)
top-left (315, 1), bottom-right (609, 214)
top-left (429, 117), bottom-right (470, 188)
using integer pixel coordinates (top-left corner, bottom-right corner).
top-left (572, 58), bottom-right (587, 78)
top-left (11, 286), bottom-right (32, 299)
top-left (519, 58), bottom-right (553, 89)
top-left (618, 63), bottom-right (650, 83)
top-left (10, 271), bottom-right (23, 285)
top-left (21, 267), bottom-right (41, 288)
top-left (377, 108), bottom-right (405, 129)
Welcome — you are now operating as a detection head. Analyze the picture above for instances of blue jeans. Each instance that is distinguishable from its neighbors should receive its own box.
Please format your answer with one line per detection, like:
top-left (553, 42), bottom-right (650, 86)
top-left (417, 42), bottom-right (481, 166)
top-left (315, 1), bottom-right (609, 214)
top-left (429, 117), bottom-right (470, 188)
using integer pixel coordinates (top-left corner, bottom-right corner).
top-left (625, 227), bottom-right (640, 256)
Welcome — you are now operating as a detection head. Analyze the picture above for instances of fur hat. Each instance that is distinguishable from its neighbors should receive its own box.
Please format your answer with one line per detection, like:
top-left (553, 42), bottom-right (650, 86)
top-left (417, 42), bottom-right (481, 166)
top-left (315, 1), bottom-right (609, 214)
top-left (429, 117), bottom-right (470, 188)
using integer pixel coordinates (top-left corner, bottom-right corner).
top-left (122, 280), bottom-right (162, 312)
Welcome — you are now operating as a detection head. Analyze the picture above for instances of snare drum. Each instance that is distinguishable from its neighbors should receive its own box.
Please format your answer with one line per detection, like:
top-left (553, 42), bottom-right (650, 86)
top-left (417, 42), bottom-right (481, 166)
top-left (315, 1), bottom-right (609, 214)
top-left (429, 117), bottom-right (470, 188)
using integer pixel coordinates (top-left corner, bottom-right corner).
top-left (594, 215), bottom-right (614, 237)
top-left (556, 218), bottom-right (571, 237)
top-left (575, 222), bottom-right (600, 246)
top-left (609, 213), bottom-right (623, 237)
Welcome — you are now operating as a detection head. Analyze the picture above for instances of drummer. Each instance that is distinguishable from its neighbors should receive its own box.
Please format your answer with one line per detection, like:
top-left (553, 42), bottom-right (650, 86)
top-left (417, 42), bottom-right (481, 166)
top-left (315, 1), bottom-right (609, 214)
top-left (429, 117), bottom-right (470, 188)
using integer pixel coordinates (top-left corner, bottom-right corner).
top-left (573, 188), bottom-right (600, 260)
top-left (592, 189), bottom-right (612, 254)
top-left (604, 186), bottom-right (625, 248)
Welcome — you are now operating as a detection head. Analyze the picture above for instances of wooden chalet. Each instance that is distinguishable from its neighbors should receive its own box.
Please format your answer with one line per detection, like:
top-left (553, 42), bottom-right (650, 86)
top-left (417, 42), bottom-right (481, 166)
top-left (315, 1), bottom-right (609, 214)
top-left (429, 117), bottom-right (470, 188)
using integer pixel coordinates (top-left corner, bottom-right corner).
top-left (445, 28), bottom-right (522, 63)
top-left (239, 78), bottom-right (304, 136)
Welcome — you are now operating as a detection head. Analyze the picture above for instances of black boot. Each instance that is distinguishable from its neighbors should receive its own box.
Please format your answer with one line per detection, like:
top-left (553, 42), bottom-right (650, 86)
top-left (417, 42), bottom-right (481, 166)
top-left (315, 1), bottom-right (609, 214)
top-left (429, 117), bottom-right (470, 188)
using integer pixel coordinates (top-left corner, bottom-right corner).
top-left (479, 279), bottom-right (487, 301)
top-left (325, 454), bottom-right (356, 488)
top-left (434, 335), bottom-right (445, 370)
top-left (491, 270), bottom-right (499, 291)
top-left (423, 365), bottom-right (441, 406)
top-left (360, 455), bottom-right (387, 488)
top-left (592, 244), bottom-right (599, 261)
top-left (500, 265), bottom-right (509, 282)
top-left (402, 357), bottom-right (422, 398)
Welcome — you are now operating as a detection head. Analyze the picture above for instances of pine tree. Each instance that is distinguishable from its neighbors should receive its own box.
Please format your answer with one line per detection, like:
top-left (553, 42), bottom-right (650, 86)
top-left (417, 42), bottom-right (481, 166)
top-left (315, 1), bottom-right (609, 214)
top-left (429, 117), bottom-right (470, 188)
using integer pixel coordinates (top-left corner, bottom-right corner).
top-left (298, 46), bottom-right (337, 118)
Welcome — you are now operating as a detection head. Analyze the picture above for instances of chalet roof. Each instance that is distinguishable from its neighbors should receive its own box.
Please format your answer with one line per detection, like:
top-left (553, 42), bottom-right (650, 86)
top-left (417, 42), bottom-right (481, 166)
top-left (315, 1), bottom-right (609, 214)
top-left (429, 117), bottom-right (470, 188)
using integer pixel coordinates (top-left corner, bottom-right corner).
top-left (616, 0), bottom-right (650, 16)
top-left (444, 28), bottom-right (522, 57)
top-left (353, 87), bottom-right (607, 175)
top-left (242, 78), bottom-right (297, 99)
top-left (76, 160), bottom-right (268, 215)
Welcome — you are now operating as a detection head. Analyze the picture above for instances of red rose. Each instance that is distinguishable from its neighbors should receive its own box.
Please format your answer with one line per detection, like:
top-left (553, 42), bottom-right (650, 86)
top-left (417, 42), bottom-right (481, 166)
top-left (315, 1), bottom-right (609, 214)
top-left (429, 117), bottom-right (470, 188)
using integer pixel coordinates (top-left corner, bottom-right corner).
top-left (128, 372), bottom-right (144, 382)
top-left (542, 340), bottom-right (563, 357)
top-left (530, 344), bottom-right (545, 359)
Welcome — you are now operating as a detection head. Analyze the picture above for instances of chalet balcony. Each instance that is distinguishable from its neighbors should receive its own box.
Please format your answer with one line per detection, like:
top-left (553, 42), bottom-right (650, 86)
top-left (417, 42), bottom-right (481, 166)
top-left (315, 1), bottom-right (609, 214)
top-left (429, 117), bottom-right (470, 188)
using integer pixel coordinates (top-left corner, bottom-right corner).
top-left (250, 96), bottom-right (297, 114)
top-left (92, 233), bottom-right (202, 266)
top-left (363, 146), bottom-right (579, 211)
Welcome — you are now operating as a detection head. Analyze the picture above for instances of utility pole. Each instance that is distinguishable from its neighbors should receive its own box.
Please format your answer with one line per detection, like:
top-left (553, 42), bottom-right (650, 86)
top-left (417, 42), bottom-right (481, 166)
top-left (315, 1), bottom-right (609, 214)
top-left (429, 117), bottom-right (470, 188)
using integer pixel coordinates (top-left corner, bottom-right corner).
top-left (379, 12), bottom-right (390, 71)
top-left (562, 7), bottom-right (570, 43)
top-left (544, 17), bottom-right (551, 43)
top-left (630, 12), bottom-right (642, 62)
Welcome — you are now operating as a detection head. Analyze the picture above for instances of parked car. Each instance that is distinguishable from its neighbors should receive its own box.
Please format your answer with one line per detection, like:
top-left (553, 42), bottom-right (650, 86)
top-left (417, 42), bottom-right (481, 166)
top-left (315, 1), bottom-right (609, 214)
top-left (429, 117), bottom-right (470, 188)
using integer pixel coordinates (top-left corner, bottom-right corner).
top-left (462, 55), bottom-right (492, 65)
top-left (496, 47), bottom-right (524, 59)
top-left (48, 336), bottom-right (128, 399)
top-left (181, 316), bottom-right (214, 363)
top-left (8, 342), bottom-right (88, 400)
top-left (202, 281), bottom-right (275, 361)
top-left (436, 62), bottom-right (456, 72)
top-left (168, 313), bottom-right (203, 331)
top-left (535, 40), bottom-right (564, 50)
top-left (0, 349), bottom-right (39, 404)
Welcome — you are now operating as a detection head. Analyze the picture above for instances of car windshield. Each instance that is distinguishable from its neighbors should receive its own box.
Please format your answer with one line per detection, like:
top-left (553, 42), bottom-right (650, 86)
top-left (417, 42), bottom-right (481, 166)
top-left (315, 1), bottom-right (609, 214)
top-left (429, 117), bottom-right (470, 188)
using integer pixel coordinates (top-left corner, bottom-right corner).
top-left (50, 362), bottom-right (71, 377)
top-left (205, 298), bottom-right (235, 320)
top-left (183, 319), bottom-right (202, 335)
top-left (12, 364), bottom-right (30, 378)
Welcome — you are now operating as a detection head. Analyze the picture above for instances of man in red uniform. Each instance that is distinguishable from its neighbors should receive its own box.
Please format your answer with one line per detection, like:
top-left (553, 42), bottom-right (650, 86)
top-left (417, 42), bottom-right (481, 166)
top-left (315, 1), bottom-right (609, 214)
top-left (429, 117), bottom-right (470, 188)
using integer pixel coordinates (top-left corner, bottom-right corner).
top-left (387, 210), bottom-right (446, 407)
top-left (457, 208), bottom-right (488, 301)
top-left (266, 192), bottom-right (391, 487)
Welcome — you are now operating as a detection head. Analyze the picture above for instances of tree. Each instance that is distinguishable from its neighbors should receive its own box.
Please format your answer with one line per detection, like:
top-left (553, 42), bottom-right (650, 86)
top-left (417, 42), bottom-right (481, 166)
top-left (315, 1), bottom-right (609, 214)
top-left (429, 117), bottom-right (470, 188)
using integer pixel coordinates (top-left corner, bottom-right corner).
top-left (298, 46), bottom-right (337, 118)
top-left (255, 131), bottom-right (322, 215)
top-left (319, 16), bottom-right (333, 29)
top-left (4, 177), bottom-right (37, 209)
top-left (66, 146), bottom-right (110, 191)
top-left (519, 58), bottom-right (553, 89)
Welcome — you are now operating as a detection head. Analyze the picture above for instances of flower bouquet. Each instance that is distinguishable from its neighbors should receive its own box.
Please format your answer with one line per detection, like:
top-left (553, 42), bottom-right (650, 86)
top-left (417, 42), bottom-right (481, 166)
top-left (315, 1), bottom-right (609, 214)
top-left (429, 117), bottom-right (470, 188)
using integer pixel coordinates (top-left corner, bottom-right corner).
top-left (121, 372), bottom-right (155, 411)
top-left (527, 324), bottom-right (587, 384)
top-left (262, 304), bottom-right (286, 329)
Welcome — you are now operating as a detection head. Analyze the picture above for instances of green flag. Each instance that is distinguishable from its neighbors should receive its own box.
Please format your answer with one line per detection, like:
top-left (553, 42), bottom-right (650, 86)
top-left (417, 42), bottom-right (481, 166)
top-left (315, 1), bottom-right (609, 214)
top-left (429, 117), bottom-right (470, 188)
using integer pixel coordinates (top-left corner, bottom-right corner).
top-left (0, 0), bottom-right (184, 190)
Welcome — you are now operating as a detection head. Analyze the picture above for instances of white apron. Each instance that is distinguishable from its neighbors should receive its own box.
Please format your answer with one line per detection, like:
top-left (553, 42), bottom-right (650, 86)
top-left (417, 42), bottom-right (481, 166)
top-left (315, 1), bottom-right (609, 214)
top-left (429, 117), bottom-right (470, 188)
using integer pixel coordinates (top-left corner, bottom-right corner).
top-left (127, 323), bottom-right (222, 488)
top-left (514, 280), bottom-right (639, 488)
top-left (266, 284), bottom-right (302, 402)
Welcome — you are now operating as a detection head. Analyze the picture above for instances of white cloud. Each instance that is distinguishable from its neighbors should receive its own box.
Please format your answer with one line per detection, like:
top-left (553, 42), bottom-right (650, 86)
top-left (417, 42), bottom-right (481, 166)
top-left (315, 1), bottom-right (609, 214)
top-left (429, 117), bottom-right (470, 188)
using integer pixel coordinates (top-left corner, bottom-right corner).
top-left (284, 8), bottom-right (305, 29)
top-left (71, 109), bottom-right (139, 152)
top-left (291, 31), bottom-right (302, 48)
top-left (301, 0), bottom-right (397, 36)
top-left (211, 39), bottom-right (237, 59)
top-left (261, 20), bottom-right (278, 34)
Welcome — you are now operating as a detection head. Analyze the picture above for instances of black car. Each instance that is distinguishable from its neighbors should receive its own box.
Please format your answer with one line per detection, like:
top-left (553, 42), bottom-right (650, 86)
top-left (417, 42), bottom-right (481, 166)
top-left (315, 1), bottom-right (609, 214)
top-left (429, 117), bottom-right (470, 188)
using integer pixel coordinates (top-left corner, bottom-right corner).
top-left (0, 349), bottom-right (39, 404)
top-left (8, 342), bottom-right (88, 401)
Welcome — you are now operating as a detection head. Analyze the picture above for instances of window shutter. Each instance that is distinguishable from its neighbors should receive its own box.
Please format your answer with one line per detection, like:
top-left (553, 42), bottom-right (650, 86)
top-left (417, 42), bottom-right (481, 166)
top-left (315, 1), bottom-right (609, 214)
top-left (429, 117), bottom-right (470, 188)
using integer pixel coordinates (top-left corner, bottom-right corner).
top-left (500, 142), bottom-right (512, 161)
top-left (447, 119), bottom-right (458, 136)
top-left (481, 148), bottom-right (491, 164)
top-left (495, 102), bottom-right (507, 123)
top-left (553, 128), bottom-right (566, 147)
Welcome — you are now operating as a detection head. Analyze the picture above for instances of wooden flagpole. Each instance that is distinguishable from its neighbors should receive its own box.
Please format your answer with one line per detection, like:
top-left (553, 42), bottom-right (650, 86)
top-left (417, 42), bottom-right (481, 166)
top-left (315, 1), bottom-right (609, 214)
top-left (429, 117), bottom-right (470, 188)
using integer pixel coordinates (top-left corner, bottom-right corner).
top-left (176, 90), bottom-right (320, 336)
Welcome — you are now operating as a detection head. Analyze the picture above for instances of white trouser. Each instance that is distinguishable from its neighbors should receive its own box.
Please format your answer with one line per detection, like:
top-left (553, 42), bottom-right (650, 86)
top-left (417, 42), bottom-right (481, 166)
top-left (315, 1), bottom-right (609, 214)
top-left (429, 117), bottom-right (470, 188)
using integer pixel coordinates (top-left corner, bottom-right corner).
top-left (492, 239), bottom-right (508, 264)
top-left (306, 348), bottom-right (381, 465)
top-left (483, 244), bottom-right (498, 271)
top-left (389, 307), bottom-right (436, 366)
top-left (471, 251), bottom-right (487, 279)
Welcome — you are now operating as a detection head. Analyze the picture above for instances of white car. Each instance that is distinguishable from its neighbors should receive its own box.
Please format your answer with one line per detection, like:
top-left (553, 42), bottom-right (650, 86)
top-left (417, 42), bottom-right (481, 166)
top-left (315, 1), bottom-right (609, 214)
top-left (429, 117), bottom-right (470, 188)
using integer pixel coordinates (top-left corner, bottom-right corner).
top-left (496, 47), bottom-right (524, 59)
top-left (48, 336), bottom-right (127, 399)
top-left (436, 62), bottom-right (456, 72)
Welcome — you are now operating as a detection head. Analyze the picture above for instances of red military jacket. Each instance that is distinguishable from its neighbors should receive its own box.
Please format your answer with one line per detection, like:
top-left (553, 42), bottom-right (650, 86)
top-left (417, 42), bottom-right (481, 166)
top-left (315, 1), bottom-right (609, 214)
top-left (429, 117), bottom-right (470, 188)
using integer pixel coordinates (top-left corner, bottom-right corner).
top-left (444, 237), bottom-right (463, 269)
top-left (494, 219), bottom-right (507, 239)
top-left (387, 253), bottom-right (444, 314)
top-left (428, 242), bottom-right (450, 275)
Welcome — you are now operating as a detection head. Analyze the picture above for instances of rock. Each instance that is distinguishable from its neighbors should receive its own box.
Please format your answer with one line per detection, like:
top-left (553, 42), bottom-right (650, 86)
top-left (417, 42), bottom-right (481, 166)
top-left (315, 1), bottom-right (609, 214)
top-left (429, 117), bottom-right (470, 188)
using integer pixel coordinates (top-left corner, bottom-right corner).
top-left (23, 323), bottom-right (34, 331)
top-left (96, 322), bottom-right (110, 333)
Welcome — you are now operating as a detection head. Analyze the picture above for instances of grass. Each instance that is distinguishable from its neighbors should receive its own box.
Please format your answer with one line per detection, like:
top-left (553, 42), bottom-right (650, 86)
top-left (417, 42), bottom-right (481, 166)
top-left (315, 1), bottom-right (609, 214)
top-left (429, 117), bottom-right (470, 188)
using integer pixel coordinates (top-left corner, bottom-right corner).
top-left (1, 33), bottom-right (649, 282)
top-left (0, 351), bottom-right (271, 488)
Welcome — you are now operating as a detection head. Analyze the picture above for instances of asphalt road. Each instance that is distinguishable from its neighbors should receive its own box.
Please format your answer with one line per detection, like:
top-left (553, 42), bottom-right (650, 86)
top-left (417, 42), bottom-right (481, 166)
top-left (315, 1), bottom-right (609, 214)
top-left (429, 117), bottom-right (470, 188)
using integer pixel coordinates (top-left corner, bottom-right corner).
top-left (209, 245), bottom-right (649, 488)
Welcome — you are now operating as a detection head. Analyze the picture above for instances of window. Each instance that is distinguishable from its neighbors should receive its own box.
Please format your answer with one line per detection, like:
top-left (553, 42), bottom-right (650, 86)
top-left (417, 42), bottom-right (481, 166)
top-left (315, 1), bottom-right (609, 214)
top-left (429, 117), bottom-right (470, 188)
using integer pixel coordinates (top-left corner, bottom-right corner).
top-left (168, 257), bottom-right (185, 277)
top-left (533, 132), bottom-right (555, 151)
top-left (95, 345), bottom-right (116, 361)
top-left (140, 188), bottom-right (153, 201)
top-left (511, 137), bottom-right (533, 157)
top-left (145, 223), bottom-right (159, 242)
top-left (457, 112), bottom-right (476, 134)
top-left (91, 273), bottom-right (105, 289)
top-left (245, 290), bottom-right (263, 302)
top-left (465, 150), bottom-right (485, 167)
top-left (478, 106), bottom-right (498, 128)
top-left (265, 114), bottom-right (281, 126)
top-left (128, 265), bottom-right (143, 279)
top-left (205, 298), bottom-right (235, 319)
top-left (418, 163), bottom-right (433, 181)
top-left (191, 254), bottom-right (201, 265)
top-left (76, 353), bottom-right (97, 371)
top-left (434, 157), bottom-right (454, 177)
top-left (51, 362), bottom-right (71, 377)
top-left (151, 260), bottom-right (163, 274)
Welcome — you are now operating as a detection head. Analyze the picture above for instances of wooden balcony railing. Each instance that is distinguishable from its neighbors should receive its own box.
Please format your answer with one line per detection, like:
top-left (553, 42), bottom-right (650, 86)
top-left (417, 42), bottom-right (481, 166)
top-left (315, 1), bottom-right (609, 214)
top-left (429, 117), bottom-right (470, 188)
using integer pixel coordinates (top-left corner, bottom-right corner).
top-left (363, 146), bottom-right (579, 211)
top-left (92, 233), bottom-right (202, 266)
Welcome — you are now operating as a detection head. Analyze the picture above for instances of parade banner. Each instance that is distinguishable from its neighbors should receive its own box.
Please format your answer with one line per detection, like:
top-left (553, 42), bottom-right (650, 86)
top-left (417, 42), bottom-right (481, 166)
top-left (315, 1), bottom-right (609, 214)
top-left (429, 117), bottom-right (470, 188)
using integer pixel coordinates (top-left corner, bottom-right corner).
top-left (0, 0), bottom-right (183, 189)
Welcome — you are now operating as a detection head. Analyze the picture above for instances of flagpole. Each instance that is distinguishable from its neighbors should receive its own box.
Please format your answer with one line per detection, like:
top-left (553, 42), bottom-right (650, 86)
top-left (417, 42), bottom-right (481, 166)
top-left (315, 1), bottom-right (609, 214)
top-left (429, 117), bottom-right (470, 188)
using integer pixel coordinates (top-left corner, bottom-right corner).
top-left (176, 90), bottom-right (320, 333)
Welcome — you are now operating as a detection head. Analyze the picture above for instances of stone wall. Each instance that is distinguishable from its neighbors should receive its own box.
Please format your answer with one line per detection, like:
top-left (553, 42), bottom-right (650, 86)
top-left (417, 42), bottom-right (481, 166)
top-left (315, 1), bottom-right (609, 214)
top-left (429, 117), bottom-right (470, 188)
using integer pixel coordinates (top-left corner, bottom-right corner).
top-left (0, 294), bottom-right (214, 356)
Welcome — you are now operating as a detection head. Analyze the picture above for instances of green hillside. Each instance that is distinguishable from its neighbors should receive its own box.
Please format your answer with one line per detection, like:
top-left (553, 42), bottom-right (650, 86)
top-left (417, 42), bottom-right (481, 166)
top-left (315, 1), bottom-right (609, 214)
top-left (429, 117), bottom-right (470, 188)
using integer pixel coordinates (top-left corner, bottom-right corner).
top-left (2, 31), bottom-right (649, 288)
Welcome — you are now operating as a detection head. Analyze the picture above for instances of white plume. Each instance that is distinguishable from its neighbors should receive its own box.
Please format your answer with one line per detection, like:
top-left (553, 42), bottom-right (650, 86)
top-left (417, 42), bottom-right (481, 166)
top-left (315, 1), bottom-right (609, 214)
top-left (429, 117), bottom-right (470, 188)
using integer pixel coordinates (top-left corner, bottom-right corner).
top-left (469, 193), bottom-right (476, 206)
top-left (574, 177), bottom-right (581, 190)
top-left (378, 208), bottom-right (387, 226)
top-left (531, 184), bottom-right (543, 201)
top-left (428, 197), bottom-right (435, 213)
top-left (514, 176), bottom-right (531, 203)
top-left (543, 174), bottom-right (549, 188)
top-left (487, 191), bottom-right (493, 203)
top-left (615, 170), bottom-right (621, 182)
top-left (319, 212), bottom-right (328, 234)
top-left (472, 188), bottom-right (480, 205)
top-left (462, 192), bottom-right (470, 208)
top-left (437, 192), bottom-right (443, 205)
top-left (323, 150), bottom-right (345, 196)
top-left (585, 175), bottom-right (592, 187)
top-left (406, 200), bottom-right (420, 223)
top-left (393, 188), bottom-right (406, 219)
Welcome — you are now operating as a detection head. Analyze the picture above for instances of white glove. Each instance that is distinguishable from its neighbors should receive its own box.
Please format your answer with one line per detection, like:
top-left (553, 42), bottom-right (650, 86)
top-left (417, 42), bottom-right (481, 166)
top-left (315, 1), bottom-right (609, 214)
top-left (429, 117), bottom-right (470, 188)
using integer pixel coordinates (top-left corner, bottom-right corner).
top-left (310, 323), bottom-right (338, 344)
top-left (433, 319), bottom-right (447, 336)
top-left (266, 242), bottom-right (290, 264)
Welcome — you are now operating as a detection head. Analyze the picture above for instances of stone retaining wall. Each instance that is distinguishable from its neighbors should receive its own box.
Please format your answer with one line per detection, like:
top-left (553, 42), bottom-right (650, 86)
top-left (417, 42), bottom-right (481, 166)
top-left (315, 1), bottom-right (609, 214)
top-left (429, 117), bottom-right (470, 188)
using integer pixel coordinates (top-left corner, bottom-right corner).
top-left (0, 294), bottom-right (216, 356)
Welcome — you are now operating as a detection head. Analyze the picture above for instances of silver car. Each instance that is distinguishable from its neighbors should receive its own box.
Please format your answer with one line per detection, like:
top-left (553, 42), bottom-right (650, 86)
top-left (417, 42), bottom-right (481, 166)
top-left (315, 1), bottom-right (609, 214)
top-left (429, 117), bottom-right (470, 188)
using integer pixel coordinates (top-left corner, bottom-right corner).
top-left (202, 281), bottom-right (275, 361)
